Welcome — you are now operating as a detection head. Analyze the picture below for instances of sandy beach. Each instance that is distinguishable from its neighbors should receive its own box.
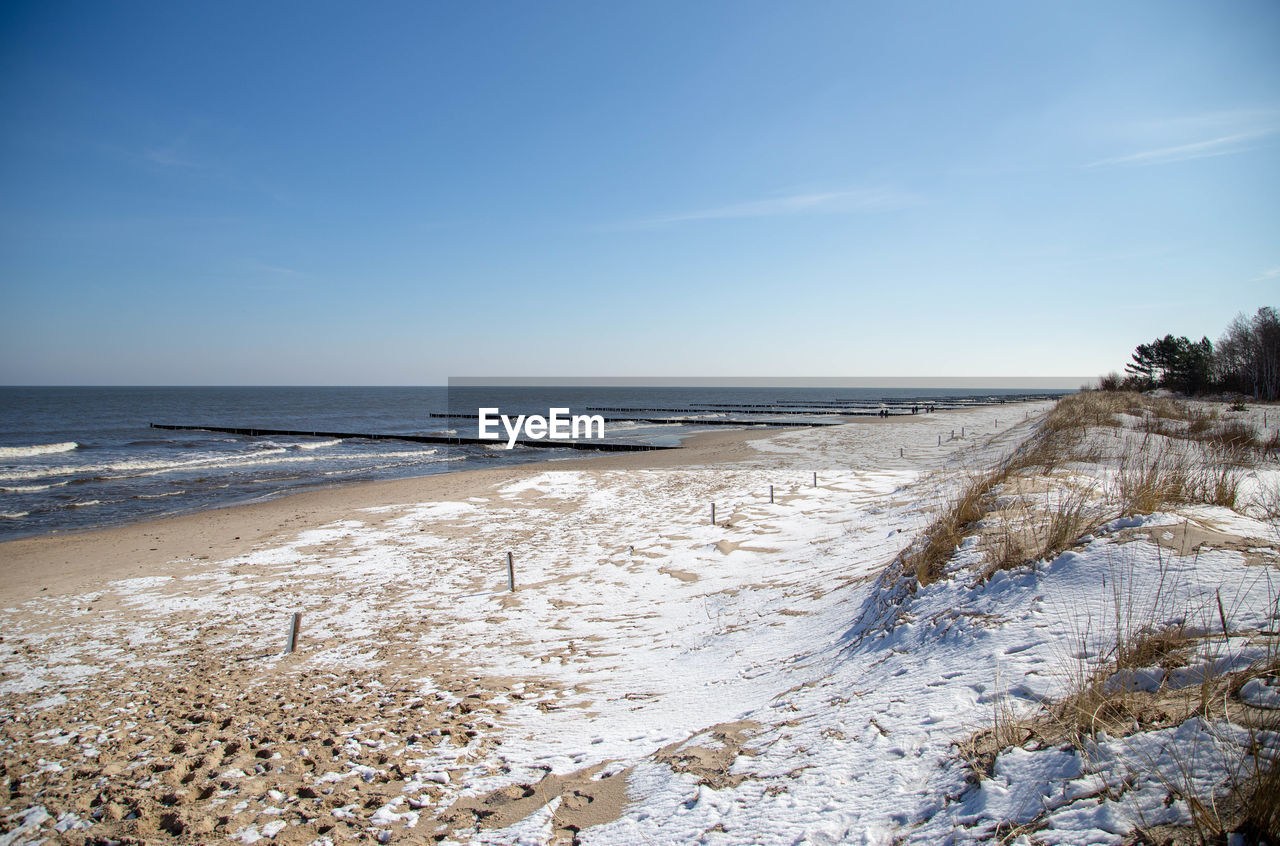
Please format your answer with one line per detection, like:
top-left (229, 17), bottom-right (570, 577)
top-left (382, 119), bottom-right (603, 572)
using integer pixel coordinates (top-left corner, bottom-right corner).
top-left (0, 427), bottom-right (764, 606)
top-left (3, 400), bottom-right (1277, 845)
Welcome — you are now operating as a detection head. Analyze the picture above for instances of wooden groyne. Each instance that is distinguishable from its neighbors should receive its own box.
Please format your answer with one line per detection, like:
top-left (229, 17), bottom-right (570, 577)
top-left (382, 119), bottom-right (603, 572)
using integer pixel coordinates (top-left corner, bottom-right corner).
top-left (148, 424), bottom-right (676, 452)
top-left (425, 413), bottom-right (843, 426)
top-left (579, 406), bottom-right (917, 417)
top-left (583, 406), bottom-right (853, 416)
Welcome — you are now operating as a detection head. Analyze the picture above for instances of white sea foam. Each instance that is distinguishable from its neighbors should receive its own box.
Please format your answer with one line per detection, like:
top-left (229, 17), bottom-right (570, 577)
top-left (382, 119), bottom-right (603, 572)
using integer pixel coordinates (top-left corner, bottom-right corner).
top-left (0, 481), bottom-right (70, 493)
top-left (293, 439), bottom-right (342, 451)
top-left (0, 442), bottom-right (78, 458)
top-left (599, 420), bottom-right (641, 432)
top-left (0, 511), bottom-right (29, 519)
top-left (0, 447), bottom-right (440, 483)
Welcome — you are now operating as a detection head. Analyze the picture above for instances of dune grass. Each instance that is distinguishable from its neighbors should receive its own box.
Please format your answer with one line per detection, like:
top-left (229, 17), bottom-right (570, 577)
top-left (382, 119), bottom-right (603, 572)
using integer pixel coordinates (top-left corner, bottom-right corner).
top-left (908, 391), bottom-right (1277, 839)
top-left (910, 469), bottom-right (1002, 587)
top-left (968, 529), bottom-right (1278, 842)
top-left (910, 391), bottom-right (1267, 591)
top-left (979, 484), bottom-right (1102, 582)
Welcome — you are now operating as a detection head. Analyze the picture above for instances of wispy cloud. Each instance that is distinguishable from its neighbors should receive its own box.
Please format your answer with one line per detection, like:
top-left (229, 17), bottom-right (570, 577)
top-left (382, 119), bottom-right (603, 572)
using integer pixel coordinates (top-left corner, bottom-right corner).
top-left (1085, 130), bottom-right (1276, 168)
top-left (1252, 266), bottom-right (1280, 282)
top-left (1085, 106), bottom-right (1280, 168)
top-left (617, 188), bottom-right (920, 229)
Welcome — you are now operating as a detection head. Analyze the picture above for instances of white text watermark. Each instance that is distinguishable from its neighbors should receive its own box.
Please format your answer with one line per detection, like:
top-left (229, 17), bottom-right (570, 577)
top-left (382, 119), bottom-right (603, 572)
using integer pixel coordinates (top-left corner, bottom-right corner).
top-left (477, 408), bottom-right (605, 448)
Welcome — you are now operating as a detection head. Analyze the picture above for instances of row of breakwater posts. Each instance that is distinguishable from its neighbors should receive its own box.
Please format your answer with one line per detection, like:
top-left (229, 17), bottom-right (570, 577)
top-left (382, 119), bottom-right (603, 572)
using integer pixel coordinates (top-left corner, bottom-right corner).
top-left (576, 405), bottom-right (991, 417)
top-left (427, 406), bottom-right (1031, 426)
top-left (691, 393), bottom-right (1061, 408)
top-left (580, 407), bottom-right (922, 417)
top-left (148, 423), bottom-right (677, 452)
top-left (425, 412), bottom-right (844, 426)
top-left (274, 413), bottom-right (1031, 653)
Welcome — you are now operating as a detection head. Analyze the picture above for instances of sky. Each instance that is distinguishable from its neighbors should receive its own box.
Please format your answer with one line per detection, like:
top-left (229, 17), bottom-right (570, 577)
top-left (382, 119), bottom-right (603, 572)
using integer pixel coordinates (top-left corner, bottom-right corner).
top-left (0, 1), bottom-right (1277, 385)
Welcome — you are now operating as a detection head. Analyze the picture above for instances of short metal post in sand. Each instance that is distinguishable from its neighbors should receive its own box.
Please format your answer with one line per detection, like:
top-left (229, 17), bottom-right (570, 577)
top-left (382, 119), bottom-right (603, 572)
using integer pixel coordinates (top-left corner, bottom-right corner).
top-left (507, 552), bottom-right (515, 592)
top-left (285, 612), bottom-right (302, 654)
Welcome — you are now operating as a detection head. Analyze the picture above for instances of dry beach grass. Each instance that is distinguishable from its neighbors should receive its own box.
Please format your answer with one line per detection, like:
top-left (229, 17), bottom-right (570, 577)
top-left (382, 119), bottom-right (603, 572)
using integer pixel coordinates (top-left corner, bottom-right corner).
top-left (923, 392), bottom-right (1280, 844)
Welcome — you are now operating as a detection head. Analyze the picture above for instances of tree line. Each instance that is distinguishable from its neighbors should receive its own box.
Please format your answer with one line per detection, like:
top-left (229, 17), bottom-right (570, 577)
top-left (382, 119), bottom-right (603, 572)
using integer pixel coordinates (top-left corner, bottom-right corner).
top-left (1099, 307), bottom-right (1280, 402)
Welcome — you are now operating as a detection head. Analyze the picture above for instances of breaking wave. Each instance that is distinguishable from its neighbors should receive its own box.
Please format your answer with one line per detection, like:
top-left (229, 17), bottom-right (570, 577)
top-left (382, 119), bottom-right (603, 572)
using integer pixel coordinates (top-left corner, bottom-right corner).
top-left (0, 441), bottom-right (79, 458)
top-left (293, 439), bottom-right (342, 450)
top-left (1, 480), bottom-right (70, 493)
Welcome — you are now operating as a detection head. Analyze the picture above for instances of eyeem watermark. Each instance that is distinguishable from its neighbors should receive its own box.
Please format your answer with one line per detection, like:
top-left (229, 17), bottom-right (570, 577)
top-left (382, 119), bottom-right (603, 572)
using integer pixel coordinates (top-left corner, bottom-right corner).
top-left (477, 408), bottom-right (605, 448)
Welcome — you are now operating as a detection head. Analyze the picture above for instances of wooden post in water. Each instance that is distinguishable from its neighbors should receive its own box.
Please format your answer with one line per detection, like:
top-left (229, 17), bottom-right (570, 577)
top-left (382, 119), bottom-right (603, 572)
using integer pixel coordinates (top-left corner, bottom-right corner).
top-left (769, 485), bottom-right (774, 504)
top-left (285, 612), bottom-right (301, 654)
top-left (899, 447), bottom-right (903, 457)
top-left (813, 472), bottom-right (817, 487)
top-left (506, 552), bottom-right (515, 592)
top-left (711, 503), bottom-right (716, 525)
top-left (961, 426), bottom-right (965, 438)
top-left (938, 434), bottom-right (942, 446)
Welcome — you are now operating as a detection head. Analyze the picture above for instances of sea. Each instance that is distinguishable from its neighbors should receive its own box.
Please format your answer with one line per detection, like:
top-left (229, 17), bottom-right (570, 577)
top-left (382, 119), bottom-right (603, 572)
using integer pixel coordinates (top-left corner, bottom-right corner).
top-left (0, 386), bottom-right (1062, 541)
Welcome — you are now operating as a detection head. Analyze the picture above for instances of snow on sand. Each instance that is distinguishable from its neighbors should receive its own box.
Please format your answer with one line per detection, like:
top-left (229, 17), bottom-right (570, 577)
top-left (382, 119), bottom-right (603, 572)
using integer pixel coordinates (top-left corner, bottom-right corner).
top-left (1, 400), bottom-right (1277, 844)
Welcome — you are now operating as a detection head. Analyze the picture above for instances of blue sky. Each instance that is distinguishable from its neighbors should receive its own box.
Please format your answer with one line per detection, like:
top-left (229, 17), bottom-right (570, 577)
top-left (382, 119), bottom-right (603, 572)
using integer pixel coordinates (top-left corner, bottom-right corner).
top-left (1, 1), bottom-right (1276, 385)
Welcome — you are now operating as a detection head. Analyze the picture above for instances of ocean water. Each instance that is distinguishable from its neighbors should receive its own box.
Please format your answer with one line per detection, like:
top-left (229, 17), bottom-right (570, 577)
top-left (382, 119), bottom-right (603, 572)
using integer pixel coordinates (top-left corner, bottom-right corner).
top-left (0, 386), bottom-right (1057, 540)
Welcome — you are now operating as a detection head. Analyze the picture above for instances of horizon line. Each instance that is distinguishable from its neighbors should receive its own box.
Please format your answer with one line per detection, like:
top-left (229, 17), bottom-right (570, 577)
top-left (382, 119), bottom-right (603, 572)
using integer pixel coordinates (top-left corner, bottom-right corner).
top-left (2, 377), bottom-right (1093, 390)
